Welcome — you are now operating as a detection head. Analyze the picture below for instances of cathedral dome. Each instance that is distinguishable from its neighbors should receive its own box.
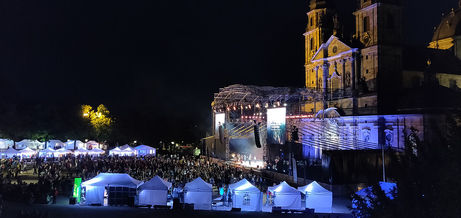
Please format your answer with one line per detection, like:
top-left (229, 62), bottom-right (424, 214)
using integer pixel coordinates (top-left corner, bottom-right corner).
top-left (433, 7), bottom-right (461, 41)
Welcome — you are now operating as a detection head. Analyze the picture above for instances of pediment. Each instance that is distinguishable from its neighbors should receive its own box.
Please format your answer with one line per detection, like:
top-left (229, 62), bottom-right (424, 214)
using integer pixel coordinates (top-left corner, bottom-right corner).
top-left (311, 35), bottom-right (353, 62)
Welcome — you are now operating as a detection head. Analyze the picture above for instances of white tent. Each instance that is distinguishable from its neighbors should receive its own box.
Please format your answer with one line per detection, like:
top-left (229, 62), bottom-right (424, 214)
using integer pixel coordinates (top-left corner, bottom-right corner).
top-left (65, 140), bottom-right (85, 150)
top-left (121, 146), bottom-right (136, 156)
top-left (138, 176), bottom-right (172, 206)
top-left (298, 181), bottom-right (332, 213)
top-left (184, 177), bottom-right (213, 210)
top-left (55, 147), bottom-right (72, 157)
top-left (19, 147), bottom-right (36, 158)
top-left (86, 140), bottom-right (100, 149)
top-left (268, 181), bottom-right (302, 210)
top-left (228, 179), bottom-right (262, 211)
top-left (109, 147), bottom-right (122, 156)
top-left (88, 148), bottom-right (105, 156)
top-left (135, 145), bottom-right (156, 156)
top-left (1, 148), bottom-right (20, 158)
top-left (74, 148), bottom-right (89, 156)
top-left (0, 139), bottom-right (14, 150)
top-left (82, 173), bottom-right (141, 205)
top-left (16, 139), bottom-right (44, 150)
top-left (47, 140), bottom-right (65, 149)
top-left (39, 147), bottom-right (56, 157)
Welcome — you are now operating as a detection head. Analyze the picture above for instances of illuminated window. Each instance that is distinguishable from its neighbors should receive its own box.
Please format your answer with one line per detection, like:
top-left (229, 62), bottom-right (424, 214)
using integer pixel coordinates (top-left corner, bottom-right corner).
top-left (363, 16), bottom-right (370, 32)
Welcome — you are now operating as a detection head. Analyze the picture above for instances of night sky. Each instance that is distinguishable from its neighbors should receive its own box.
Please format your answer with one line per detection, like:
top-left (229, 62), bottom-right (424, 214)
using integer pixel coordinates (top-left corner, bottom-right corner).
top-left (0, 0), bottom-right (456, 144)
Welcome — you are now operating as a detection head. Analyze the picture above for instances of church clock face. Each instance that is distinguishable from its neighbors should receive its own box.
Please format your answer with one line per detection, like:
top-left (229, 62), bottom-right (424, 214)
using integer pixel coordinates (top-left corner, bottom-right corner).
top-left (362, 32), bottom-right (371, 46)
top-left (332, 46), bottom-right (338, 54)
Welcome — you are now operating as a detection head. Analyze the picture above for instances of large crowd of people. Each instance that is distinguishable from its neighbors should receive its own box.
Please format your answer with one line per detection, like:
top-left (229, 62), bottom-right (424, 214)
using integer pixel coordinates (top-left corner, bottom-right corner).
top-left (0, 153), bottom-right (269, 206)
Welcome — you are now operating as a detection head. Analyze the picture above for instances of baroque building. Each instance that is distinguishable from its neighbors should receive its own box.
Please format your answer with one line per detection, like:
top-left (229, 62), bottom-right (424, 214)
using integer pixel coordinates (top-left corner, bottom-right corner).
top-left (304, 0), bottom-right (461, 117)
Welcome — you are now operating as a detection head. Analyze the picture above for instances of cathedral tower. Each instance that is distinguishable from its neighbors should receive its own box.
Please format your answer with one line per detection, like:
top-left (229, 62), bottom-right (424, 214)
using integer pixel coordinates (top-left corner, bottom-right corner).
top-left (305, 0), bottom-right (340, 89)
top-left (353, 0), bottom-right (403, 113)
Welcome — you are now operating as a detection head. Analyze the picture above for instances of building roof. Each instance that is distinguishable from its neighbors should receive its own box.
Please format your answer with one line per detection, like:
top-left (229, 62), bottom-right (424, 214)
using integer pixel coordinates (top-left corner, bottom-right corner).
top-left (309, 0), bottom-right (331, 10)
top-left (433, 7), bottom-right (461, 41)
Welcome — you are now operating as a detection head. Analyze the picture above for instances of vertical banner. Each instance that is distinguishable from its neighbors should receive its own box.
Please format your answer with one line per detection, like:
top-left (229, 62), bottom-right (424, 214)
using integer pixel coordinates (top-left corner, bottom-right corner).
top-left (73, 177), bottom-right (82, 203)
top-left (215, 113), bottom-right (225, 139)
top-left (267, 107), bottom-right (286, 144)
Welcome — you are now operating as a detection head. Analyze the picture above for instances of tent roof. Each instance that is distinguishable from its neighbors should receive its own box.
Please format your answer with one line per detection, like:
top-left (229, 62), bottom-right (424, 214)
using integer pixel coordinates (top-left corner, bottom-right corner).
top-left (48, 140), bottom-right (64, 143)
top-left (268, 181), bottom-right (300, 194)
top-left (185, 177), bottom-right (212, 192)
top-left (56, 148), bottom-right (71, 152)
top-left (91, 148), bottom-right (104, 153)
top-left (229, 179), bottom-right (260, 192)
top-left (120, 144), bottom-right (131, 150)
top-left (19, 147), bottom-right (35, 153)
top-left (298, 181), bottom-right (331, 195)
top-left (39, 148), bottom-right (56, 153)
top-left (2, 148), bottom-right (19, 154)
top-left (135, 145), bottom-right (155, 150)
top-left (75, 148), bottom-right (88, 152)
top-left (139, 176), bottom-right (172, 191)
top-left (82, 173), bottom-right (141, 188)
top-left (111, 147), bottom-right (122, 151)
top-left (123, 146), bottom-right (135, 152)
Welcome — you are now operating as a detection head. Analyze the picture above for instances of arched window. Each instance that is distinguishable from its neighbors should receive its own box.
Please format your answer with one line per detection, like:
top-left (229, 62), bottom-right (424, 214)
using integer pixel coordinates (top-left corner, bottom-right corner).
top-left (363, 16), bottom-right (370, 32)
top-left (310, 38), bottom-right (314, 51)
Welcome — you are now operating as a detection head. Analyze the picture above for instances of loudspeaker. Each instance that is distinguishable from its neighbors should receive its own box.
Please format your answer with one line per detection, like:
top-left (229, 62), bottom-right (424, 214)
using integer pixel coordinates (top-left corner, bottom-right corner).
top-left (254, 124), bottom-right (261, 148)
top-left (127, 196), bottom-right (135, 207)
top-left (231, 207), bottom-right (241, 212)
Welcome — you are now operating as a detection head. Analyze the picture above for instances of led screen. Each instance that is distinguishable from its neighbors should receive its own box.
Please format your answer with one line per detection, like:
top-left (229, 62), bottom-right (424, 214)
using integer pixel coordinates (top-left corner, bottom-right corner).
top-left (267, 107), bottom-right (286, 144)
top-left (215, 113), bottom-right (225, 138)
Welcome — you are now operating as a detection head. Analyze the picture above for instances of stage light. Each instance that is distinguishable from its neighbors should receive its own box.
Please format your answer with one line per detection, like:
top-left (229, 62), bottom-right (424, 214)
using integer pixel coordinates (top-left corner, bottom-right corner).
top-left (248, 105), bottom-right (251, 109)
top-left (256, 103), bottom-right (260, 108)
top-left (283, 103), bottom-right (288, 107)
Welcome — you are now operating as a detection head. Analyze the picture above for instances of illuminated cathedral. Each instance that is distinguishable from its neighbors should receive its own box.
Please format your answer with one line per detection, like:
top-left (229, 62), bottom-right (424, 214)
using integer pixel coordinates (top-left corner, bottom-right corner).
top-left (205, 0), bottom-right (461, 183)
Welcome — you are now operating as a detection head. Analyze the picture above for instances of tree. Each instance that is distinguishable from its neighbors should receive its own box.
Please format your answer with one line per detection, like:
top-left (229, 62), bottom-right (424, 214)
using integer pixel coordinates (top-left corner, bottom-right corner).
top-left (354, 114), bottom-right (461, 217)
top-left (81, 104), bottom-right (113, 143)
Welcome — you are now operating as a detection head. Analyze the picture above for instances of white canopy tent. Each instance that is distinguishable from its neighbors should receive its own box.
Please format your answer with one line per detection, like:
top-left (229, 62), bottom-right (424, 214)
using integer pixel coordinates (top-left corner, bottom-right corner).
top-left (55, 147), bottom-right (72, 157)
top-left (228, 179), bottom-right (262, 211)
top-left (74, 148), bottom-right (89, 156)
top-left (47, 140), bottom-right (65, 149)
top-left (298, 181), bottom-right (332, 213)
top-left (268, 181), bottom-right (302, 210)
top-left (0, 139), bottom-right (14, 150)
top-left (1, 148), bottom-right (20, 159)
top-left (86, 140), bottom-right (100, 149)
top-left (16, 139), bottom-right (44, 150)
top-left (39, 147), bottom-right (56, 157)
top-left (135, 145), bottom-right (156, 156)
top-left (65, 140), bottom-right (85, 150)
top-left (109, 147), bottom-right (122, 156)
top-left (184, 177), bottom-right (213, 210)
top-left (82, 173), bottom-right (141, 205)
top-left (88, 148), bottom-right (105, 156)
top-left (138, 176), bottom-right (172, 206)
top-left (19, 147), bottom-right (36, 158)
top-left (121, 146), bottom-right (136, 156)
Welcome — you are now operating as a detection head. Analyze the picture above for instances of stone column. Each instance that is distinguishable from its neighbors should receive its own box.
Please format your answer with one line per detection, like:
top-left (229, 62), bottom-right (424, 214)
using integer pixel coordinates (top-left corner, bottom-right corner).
top-left (323, 62), bottom-right (329, 110)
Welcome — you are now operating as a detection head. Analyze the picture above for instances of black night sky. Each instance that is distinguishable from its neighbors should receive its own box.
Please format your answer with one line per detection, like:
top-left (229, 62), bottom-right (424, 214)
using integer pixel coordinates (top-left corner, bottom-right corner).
top-left (0, 0), bottom-right (456, 144)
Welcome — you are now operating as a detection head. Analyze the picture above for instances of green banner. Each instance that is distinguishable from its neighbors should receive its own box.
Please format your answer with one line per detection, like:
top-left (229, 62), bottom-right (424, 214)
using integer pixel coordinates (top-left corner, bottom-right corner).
top-left (73, 178), bottom-right (82, 203)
